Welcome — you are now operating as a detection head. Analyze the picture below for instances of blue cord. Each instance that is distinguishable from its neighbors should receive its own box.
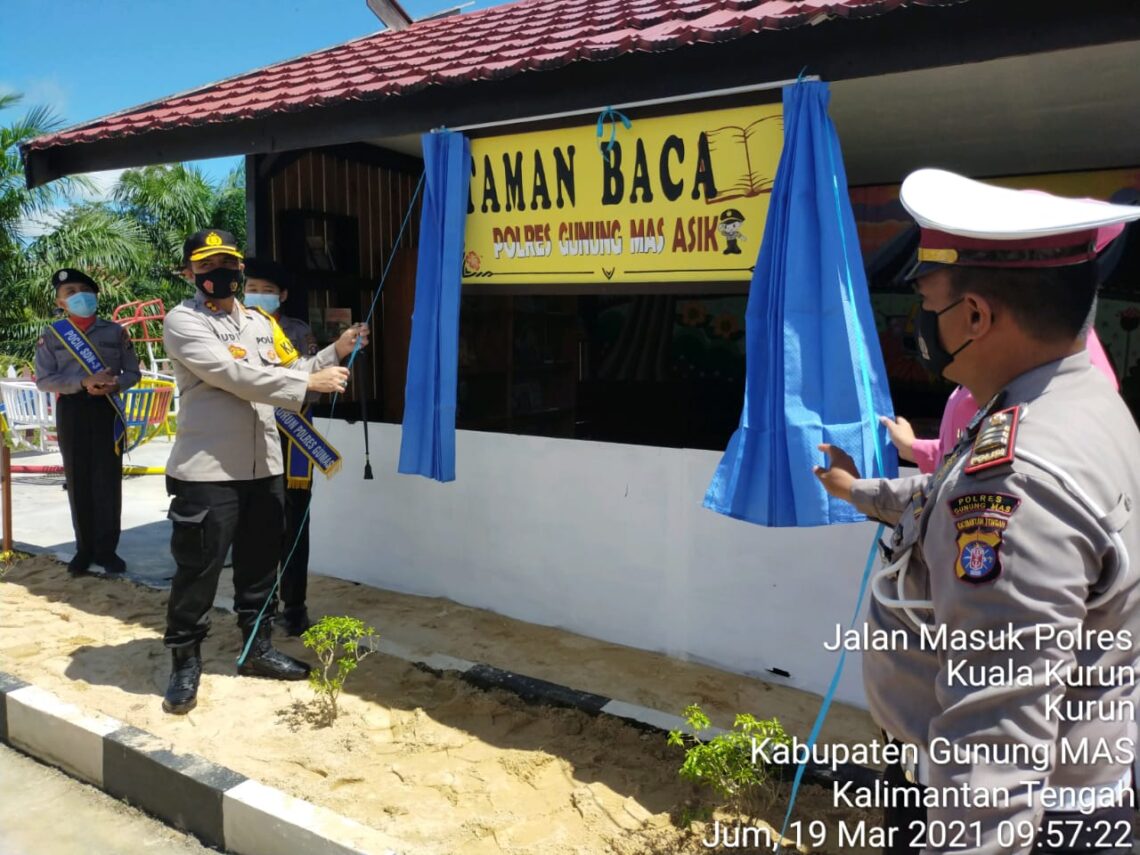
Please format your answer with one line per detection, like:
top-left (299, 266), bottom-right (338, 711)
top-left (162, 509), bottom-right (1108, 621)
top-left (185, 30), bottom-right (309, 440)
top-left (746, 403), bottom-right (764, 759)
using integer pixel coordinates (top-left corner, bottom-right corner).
top-left (236, 171), bottom-right (426, 666)
top-left (776, 84), bottom-right (889, 846)
top-left (776, 525), bottom-right (882, 848)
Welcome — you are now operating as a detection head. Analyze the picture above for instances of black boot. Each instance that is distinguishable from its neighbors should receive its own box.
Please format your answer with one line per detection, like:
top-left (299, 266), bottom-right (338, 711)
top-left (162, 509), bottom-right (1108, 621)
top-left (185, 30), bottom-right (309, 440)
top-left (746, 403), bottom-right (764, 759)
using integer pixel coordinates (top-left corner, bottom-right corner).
top-left (277, 606), bottom-right (314, 638)
top-left (237, 620), bottom-right (311, 681)
top-left (162, 644), bottom-right (202, 715)
top-left (68, 551), bottom-right (93, 577)
top-left (95, 553), bottom-right (127, 575)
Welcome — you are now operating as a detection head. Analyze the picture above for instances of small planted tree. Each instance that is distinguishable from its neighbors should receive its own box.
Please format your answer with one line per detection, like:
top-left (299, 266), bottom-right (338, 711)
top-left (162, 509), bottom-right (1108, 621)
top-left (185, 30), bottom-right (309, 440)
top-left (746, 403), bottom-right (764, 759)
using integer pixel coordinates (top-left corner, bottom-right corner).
top-left (300, 616), bottom-right (377, 724)
top-left (667, 703), bottom-right (790, 818)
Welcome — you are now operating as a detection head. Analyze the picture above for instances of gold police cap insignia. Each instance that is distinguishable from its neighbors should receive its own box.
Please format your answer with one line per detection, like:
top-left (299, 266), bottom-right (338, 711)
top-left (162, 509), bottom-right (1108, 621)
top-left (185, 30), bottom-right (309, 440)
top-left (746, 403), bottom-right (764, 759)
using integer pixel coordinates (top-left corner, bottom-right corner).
top-left (205, 232), bottom-right (223, 247)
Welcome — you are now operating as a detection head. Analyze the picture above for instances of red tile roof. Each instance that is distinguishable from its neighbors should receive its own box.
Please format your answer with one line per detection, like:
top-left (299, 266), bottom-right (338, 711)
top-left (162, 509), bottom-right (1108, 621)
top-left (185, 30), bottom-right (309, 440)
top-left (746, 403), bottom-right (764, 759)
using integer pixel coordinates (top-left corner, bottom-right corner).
top-left (27, 0), bottom-right (954, 151)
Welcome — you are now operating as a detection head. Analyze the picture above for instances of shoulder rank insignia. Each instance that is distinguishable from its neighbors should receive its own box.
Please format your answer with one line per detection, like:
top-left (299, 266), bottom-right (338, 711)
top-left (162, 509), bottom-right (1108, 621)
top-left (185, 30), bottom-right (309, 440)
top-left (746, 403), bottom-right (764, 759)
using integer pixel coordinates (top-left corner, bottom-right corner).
top-left (963, 406), bottom-right (1020, 475)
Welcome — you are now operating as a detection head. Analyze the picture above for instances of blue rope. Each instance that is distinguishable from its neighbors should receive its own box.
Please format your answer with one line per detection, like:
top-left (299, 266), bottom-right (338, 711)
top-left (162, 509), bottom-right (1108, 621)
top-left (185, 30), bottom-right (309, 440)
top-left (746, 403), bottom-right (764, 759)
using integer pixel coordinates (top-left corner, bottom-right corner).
top-left (776, 525), bottom-right (882, 849)
top-left (776, 82), bottom-right (888, 847)
top-left (595, 106), bottom-right (631, 157)
top-left (236, 171), bottom-right (426, 666)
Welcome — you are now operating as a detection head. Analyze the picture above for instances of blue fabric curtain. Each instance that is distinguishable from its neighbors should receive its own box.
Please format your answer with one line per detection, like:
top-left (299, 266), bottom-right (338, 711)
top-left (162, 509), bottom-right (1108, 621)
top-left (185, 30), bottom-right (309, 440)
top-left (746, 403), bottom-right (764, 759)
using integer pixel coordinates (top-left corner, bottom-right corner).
top-left (397, 130), bottom-right (471, 482)
top-left (704, 81), bottom-right (897, 527)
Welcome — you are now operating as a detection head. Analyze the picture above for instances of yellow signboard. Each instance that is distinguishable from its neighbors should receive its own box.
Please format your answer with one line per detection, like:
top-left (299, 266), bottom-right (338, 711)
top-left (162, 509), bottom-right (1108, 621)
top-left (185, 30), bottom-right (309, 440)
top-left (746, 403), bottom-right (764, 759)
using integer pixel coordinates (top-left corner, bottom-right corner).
top-left (462, 103), bottom-right (784, 285)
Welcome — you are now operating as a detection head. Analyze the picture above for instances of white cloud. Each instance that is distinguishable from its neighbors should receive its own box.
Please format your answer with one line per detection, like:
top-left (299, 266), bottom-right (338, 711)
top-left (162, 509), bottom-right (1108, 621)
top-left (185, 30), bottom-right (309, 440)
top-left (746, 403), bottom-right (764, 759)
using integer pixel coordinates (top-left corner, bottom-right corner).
top-left (13, 168), bottom-right (124, 244)
top-left (75, 167), bottom-right (126, 203)
top-left (18, 210), bottom-right (62, 240)
top-left (0, 77), bottom-right (70, 119)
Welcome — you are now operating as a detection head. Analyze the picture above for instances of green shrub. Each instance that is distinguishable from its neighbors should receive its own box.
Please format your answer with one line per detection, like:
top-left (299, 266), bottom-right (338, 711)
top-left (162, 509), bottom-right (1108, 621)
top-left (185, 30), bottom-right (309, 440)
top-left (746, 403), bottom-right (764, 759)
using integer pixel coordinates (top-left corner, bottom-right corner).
top-left (300, 616), bottom-right (377, 724)
top-left (667, 703), bottom-right (790, 816)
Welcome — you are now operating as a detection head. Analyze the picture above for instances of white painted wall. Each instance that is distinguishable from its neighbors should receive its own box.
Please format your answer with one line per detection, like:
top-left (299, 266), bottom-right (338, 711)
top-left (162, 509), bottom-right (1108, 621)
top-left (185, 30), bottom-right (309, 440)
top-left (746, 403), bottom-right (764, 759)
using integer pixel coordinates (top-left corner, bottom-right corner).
top-left (311, 422), bottom-right (888, 708)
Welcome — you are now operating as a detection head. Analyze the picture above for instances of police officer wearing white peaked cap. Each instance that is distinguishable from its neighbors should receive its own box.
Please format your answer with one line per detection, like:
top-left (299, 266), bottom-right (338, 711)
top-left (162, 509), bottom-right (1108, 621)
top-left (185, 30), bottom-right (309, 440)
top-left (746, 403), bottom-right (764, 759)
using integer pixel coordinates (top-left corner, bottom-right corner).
top-left (816, 170), bottom-right (1140, 854)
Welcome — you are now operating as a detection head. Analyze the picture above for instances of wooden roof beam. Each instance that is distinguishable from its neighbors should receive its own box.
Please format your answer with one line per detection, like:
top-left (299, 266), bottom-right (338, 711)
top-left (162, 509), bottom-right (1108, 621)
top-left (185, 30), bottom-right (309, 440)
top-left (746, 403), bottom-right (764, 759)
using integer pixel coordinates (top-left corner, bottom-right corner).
top-left (366, 0), bottom-right (413, 30)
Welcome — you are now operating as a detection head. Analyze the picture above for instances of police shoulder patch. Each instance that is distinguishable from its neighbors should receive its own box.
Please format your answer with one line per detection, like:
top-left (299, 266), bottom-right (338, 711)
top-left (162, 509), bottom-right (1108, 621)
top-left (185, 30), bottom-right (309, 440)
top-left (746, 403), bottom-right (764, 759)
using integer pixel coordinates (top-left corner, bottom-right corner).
top-left (954, 523), bottom-right (1004, 584)
top-left (963, 406), bottom-right (1020, 475)
top-left (948, 490), bottom-right (1019, 585)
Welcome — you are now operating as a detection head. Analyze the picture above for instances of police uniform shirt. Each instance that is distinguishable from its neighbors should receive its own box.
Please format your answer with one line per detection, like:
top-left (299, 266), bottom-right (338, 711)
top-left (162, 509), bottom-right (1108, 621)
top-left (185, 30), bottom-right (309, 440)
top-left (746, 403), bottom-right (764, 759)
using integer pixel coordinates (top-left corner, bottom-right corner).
top-left (276, 315), bottom-right (318, 358)
top-left (163, 292), bottom-right (339, 482)
top-left (849, 351), bottom-right (1140, 851)
top-left (276, 314), bottom-right (323, 407)
top-left (34, 319), bottom-right (142, 395)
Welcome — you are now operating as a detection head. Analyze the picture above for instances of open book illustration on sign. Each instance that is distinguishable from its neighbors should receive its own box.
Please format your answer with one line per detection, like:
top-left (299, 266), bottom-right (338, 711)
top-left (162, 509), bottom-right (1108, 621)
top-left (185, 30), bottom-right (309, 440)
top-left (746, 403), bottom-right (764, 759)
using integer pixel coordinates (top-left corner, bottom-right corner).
top-left (703, 115), bottom-right (783, 203)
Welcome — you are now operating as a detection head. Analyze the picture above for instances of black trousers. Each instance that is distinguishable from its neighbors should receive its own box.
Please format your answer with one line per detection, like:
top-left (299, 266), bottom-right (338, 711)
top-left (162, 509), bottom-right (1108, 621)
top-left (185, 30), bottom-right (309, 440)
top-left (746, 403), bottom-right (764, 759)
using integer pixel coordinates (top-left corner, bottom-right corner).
top-left (164, 475), bottom-right (284, 649)
top-left (56, 393), bottom-right (122, 560)
top-left (882, 760), bottom-right (1134, 854)
top-left (280, 484), bottom-right (311, 612)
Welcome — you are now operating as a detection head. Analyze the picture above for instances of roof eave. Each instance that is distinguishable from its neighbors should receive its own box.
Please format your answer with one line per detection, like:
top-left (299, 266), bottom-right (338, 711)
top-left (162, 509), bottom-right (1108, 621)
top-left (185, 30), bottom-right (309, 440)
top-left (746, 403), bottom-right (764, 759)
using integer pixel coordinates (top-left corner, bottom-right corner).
top-left (23, 0), bottom-right (1140, 189)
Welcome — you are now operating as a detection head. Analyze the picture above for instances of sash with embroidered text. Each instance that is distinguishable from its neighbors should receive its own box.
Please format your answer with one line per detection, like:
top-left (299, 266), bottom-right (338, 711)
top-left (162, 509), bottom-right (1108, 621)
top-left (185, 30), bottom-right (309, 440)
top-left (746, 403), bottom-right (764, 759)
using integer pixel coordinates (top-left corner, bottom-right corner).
top-left (48, 319), bottom-right (129, 454)
top-left (252, 307), bottom-right (343, 487)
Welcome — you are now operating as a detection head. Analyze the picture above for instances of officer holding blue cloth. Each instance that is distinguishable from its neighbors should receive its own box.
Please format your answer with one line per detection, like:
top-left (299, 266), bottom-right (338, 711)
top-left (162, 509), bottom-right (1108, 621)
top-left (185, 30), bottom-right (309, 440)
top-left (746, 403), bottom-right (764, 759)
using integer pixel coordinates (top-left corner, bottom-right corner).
top-left (34, 268), bottom-right (140, 576)
top-left (816, 171), bottom-right (1140, 855)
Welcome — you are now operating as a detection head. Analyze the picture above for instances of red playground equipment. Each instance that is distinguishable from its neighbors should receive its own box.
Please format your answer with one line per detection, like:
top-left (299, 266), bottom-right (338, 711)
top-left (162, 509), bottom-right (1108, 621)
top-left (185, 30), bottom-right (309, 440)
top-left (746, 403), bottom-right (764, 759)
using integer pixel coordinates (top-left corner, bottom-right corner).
top-left (113, 298), bottom-right (168, 374)
top-left (113, 299), bottom-right (178, 428)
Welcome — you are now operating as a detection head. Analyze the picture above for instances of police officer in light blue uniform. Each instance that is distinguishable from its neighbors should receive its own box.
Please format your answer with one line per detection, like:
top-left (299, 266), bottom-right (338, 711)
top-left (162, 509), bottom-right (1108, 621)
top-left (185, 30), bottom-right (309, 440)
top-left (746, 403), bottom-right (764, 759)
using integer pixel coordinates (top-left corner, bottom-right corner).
top-left (816, 171), bottom-right (1140, 855)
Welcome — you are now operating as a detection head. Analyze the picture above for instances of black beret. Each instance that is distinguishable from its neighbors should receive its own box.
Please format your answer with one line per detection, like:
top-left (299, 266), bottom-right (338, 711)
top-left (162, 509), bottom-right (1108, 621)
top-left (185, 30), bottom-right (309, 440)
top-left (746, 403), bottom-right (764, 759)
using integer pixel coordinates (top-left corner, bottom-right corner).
top-left (242, 257), bottom-right (293, 290)
top-left (51, 268), bottom-right (99, 292)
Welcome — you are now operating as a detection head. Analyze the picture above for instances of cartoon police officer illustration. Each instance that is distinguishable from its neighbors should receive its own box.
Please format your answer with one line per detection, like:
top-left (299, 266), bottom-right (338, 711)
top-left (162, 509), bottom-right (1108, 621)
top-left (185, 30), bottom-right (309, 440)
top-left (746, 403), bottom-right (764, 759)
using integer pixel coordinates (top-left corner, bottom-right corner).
top-left (718, 209), bottom-right (746, 255)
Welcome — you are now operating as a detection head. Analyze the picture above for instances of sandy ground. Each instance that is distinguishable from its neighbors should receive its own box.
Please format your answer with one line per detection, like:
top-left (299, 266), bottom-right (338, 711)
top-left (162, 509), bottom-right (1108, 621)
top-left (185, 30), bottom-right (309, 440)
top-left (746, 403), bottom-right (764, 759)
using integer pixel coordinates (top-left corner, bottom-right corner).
top-left (0, 555), bottom-right (881, 854)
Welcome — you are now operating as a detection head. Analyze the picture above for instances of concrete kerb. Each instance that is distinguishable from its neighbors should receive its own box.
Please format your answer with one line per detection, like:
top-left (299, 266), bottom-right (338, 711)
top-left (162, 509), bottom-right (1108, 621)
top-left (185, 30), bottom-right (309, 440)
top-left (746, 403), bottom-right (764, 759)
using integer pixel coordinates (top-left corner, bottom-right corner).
top-left (0, 658), bottom-right (878, 855)
top-left (0, 671), bottom-right (406, 855)
top-left (2, 549), bottom-right (881, 852)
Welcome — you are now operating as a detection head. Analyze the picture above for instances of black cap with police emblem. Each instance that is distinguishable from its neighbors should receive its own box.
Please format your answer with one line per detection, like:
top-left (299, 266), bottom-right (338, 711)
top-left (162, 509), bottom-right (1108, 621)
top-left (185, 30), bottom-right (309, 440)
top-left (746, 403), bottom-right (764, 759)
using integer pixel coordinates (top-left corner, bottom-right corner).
top-left (51, 268), bottom-right (99, 292)
top-left (182, 228), bottom-right (243, 265)
top-left (720, 209), bottom-right (745, 223)
top-left (242, 256), bottom-right (293, 290)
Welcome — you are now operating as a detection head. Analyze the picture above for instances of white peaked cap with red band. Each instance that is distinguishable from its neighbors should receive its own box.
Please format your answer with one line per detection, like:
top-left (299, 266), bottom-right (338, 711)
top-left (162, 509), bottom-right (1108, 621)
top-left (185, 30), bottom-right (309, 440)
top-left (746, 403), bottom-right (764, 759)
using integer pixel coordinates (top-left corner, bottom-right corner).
top-left (898, 169), bottom-right (1140, 275)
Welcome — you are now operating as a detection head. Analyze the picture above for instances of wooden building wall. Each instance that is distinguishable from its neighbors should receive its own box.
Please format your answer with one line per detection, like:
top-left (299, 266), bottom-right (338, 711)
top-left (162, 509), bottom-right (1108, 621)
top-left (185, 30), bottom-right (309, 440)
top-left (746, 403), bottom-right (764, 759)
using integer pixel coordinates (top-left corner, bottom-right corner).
top-left (261, 147), bottom-right (422, 423)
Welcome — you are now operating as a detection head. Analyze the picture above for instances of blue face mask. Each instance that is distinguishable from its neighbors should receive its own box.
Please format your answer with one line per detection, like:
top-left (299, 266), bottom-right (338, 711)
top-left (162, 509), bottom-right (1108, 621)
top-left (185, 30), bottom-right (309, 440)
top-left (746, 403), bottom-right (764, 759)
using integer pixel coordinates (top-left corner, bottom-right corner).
top-left (244, 293), bottom-right (281, 314)
top-left (65, 292), bottom-right (98, 318)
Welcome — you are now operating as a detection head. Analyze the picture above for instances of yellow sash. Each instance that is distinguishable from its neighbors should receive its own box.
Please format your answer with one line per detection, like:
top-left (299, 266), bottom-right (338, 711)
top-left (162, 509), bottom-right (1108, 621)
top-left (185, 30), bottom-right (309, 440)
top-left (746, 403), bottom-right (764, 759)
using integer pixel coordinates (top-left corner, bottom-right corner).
top-left (251, 307), bottom-right (340, 489)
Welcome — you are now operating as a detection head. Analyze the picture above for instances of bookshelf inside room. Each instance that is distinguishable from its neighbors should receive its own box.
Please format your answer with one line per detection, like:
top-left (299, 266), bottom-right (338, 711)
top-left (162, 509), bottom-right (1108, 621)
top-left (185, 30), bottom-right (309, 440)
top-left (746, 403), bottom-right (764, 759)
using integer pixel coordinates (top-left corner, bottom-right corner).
top-left (457, 294), bottom-right (580, 438)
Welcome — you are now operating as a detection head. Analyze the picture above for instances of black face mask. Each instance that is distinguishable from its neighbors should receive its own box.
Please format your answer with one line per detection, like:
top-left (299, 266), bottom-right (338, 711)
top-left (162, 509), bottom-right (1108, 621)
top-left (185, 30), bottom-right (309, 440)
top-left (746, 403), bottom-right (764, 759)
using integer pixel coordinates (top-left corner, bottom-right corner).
top-left (194, 267), bottom-right (243, 299)
top-left (914, 298), bottom-right (972, 376)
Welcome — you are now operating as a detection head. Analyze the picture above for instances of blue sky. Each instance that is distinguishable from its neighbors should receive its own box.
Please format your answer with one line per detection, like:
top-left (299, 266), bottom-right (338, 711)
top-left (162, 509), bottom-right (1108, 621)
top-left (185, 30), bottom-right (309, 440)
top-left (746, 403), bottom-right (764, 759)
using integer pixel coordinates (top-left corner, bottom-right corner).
top-left (2, 0), bottom-right (504, 186)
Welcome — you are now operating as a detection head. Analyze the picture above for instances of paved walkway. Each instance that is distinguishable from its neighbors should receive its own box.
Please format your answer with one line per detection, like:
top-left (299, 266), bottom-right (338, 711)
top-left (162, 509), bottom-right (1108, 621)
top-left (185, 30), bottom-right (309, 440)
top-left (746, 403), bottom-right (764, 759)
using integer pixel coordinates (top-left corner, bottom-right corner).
top-left (6, 441), bottom-right (241, 609)
top-left (9, 440), bottom-right (174, 582)
top-left (0, 743), bottom-right (213, 855)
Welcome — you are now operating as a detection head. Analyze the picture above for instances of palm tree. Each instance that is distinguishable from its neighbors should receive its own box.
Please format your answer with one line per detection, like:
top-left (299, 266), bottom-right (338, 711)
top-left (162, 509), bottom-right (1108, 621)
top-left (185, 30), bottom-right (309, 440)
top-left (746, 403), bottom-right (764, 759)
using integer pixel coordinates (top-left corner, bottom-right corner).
top-left (211, 165), bottom-right (247, 247)
top-left (0, 94), bottom-right (246, 361)
top-left (113, 164), bottom-right (216, 265)
top-left (0, 93), bottom-right (115, 361)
